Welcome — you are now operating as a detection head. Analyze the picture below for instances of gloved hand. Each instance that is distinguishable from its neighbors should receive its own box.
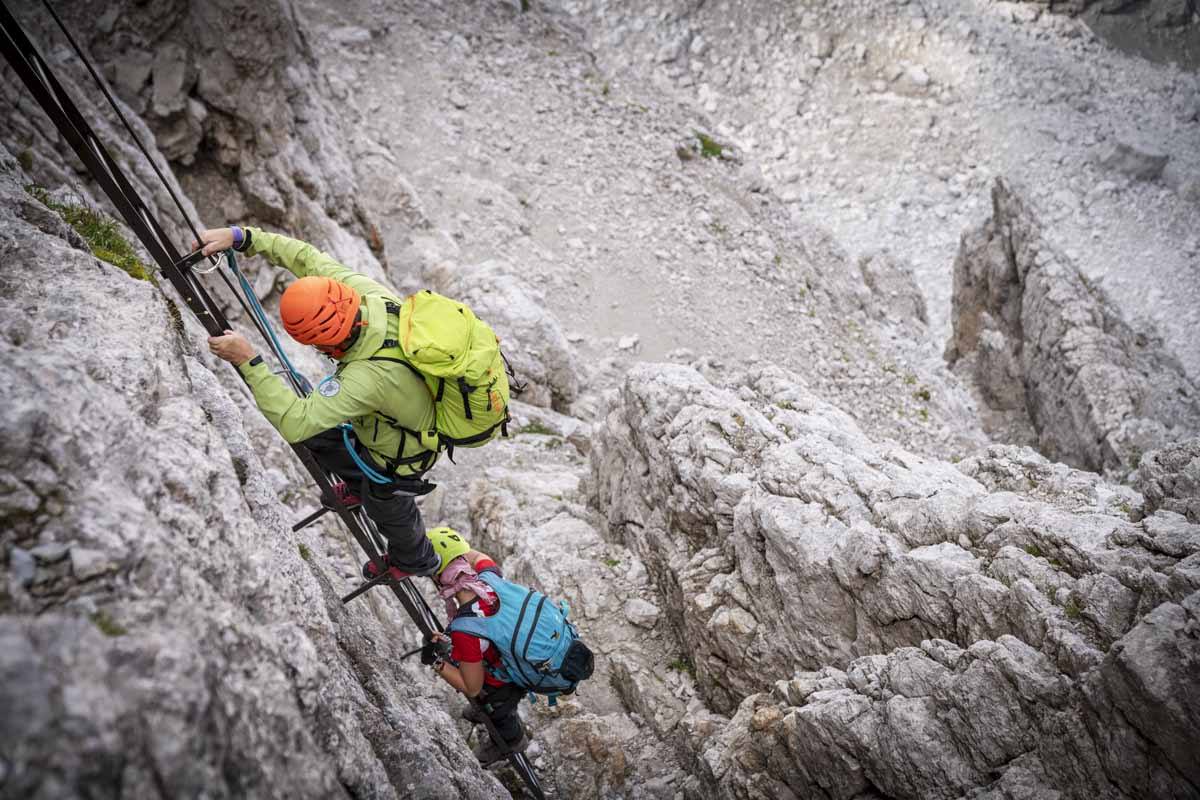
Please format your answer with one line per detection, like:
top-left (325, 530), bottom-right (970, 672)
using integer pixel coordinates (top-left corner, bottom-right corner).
top-left (362, 554), bottom-right (411, 581)
top-left (421, 634), bottom-right (452, 665)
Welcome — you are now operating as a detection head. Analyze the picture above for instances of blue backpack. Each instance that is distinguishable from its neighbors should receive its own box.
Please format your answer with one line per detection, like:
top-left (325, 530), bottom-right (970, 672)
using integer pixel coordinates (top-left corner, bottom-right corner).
top-left (447, 571), bottom-right (594, 702)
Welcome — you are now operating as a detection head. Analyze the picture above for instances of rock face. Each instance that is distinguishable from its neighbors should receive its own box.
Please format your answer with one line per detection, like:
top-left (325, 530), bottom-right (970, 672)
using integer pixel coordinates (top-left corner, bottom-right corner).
top-left (438, 357), bottom-right (1200, 800)
top-left (0, 5), bottom-right (196, 249)
top-left (69, 0), bottom-right (376, 247)
top-left (583, 361), bottom-right (1200, 800)
top-left (1025, 0), bottom-right (1200, 69)
top-left (0, 143), bottom-right (504, 797)
top-left (946, 178), bottom-right (1200, 476)
top-left (1135, 437), bottom-right (1200, 523)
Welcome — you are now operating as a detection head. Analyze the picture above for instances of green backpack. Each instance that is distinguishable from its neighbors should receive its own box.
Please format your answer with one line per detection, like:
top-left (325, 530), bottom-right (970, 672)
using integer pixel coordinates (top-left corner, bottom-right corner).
top-left (383, 290), bottom-right (513, 454)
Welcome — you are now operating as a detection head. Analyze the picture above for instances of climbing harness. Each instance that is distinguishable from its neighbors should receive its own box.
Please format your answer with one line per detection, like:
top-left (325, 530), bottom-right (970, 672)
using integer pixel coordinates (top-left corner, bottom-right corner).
top-left (0, 3), bottom-right (544, 795)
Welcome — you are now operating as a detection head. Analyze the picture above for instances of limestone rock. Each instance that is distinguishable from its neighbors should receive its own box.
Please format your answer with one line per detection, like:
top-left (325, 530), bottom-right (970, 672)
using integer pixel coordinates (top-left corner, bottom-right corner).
top-left (1134, 437), bottom-right (1200, 522)
top-left (946, 179), bottom-right (1200, 476)
top-left (57, 0), bottom-right (382, 250)
top-left (1098, 140), bottom-right (1170, 181)
top-left (69, 548), bottom-right (117, 581)
top-left (587, 360), bottom-right (1199, 797)
top-left (623, 598), bottom-right (660, 628)
top-left (858, 251), bottom-right (928, 325)
top-left (9, 547), bottom-right (34, 587)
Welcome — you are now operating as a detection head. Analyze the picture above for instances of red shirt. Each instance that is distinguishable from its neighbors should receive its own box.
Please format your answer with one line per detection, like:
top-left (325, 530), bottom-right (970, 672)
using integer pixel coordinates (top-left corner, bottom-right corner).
top-left (449, 561), bottom-right (507, 687)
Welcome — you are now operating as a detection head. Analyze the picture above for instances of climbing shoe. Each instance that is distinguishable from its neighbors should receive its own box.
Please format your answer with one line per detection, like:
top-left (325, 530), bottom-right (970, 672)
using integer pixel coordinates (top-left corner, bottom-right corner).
top-left (474, 733), bottom-right (528, 765)
top-left (326, 481), bottom-right (361, 509)
top-left (361, 554), bottom-right (411, 582)
top-left (461, 704), bottom-right (487, 726)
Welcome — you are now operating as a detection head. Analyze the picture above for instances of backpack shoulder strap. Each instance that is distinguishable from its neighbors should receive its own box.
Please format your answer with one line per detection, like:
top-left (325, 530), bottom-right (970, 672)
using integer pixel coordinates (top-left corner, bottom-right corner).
top-left (476, 570), bottom-right (509, 593)
top-left (446, 615), bottom-right (491, 638)
top-left (371, 297), bottom-right (409, 358)
top-left (368, 354), bottom-right (425, 381)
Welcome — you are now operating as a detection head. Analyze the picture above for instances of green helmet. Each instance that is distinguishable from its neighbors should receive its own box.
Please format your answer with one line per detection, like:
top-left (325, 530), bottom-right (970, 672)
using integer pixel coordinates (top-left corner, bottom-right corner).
top-left (426, 526), bottom-right (471, 575)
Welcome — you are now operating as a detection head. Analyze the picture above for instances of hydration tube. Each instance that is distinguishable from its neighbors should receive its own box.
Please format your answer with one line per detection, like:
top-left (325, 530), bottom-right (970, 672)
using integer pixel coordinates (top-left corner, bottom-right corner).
top-left (339, 423), bottom-right (391, 485)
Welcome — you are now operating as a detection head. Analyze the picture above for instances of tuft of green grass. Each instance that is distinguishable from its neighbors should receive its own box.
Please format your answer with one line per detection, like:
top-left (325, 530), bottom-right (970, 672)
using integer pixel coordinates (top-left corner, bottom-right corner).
top-left (298, 543), bottom-right (312, 562)
top-left (1023, 544), bottom-right (1043, 558)
top-left (520, 420), bottom-right (556, 436)
top-left (26, 184), bottom-right (51, 205)
top-left (25, 184), bottom-right (156, 284)
top-left (917, 408), bottom-right (929, 422)
top-left (18, 148), bottom-right (34, 172)
top-left (91, 611), bottom-right (127, 637)
top-left (602, 557), bottom-right (620, 568)
top-left (903, 373), bottom-right (917, 386)
top-left (913, 387), bottom-right (931, 402)
top-left (695, 131), bottom-right (724, 158)
top-left (1063, 597), bottom-right (1084, 620)
top-left (667, 655), bottom-right (696, 678)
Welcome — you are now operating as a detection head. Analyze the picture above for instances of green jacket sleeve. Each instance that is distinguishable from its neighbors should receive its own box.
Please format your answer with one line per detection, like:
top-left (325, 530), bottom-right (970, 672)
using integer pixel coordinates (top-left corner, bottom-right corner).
top-left (244, 228), bottom-right (394, 299)
top-left (237, 358), bottom-right (379, 444)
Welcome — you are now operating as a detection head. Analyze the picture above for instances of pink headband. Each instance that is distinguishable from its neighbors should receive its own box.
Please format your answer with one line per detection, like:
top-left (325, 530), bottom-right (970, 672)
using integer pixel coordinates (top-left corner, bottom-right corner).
top-left (437, 557), bottom-right (496, 618)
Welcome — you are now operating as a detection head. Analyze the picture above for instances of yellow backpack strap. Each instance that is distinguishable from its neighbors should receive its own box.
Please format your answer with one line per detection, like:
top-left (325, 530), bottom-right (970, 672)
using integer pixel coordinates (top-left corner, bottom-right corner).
top-left (368, 354), bottom-right (443, 459)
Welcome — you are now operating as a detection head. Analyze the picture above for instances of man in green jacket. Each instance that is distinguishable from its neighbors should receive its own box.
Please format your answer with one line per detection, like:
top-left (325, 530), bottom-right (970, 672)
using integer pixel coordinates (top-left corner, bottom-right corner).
top-left (202, 226), bottom-right (440, 578)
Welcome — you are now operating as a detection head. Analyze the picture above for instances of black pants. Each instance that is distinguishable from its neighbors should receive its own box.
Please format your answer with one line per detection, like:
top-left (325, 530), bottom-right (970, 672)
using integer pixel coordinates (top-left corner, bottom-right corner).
top-left (303, 429), bottom-right (439, 575)
top-left (478, 683), bottom-right (526, 744)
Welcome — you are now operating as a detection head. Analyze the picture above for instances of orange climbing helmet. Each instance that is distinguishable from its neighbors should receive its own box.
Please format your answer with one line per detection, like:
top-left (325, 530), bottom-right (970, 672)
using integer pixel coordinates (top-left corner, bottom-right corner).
top-left (279, 276), bottom-right (361, 349)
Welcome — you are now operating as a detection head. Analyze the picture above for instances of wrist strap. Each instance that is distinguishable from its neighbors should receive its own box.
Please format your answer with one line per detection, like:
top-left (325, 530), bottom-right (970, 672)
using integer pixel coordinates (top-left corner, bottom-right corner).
top-left (232, 226), bottom-right (253, 252)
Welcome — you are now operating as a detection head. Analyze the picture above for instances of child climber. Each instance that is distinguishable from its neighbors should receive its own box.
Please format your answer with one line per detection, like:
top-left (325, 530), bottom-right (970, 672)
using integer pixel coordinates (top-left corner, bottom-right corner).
top-left (421, 528), bottom-right (530, 764)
